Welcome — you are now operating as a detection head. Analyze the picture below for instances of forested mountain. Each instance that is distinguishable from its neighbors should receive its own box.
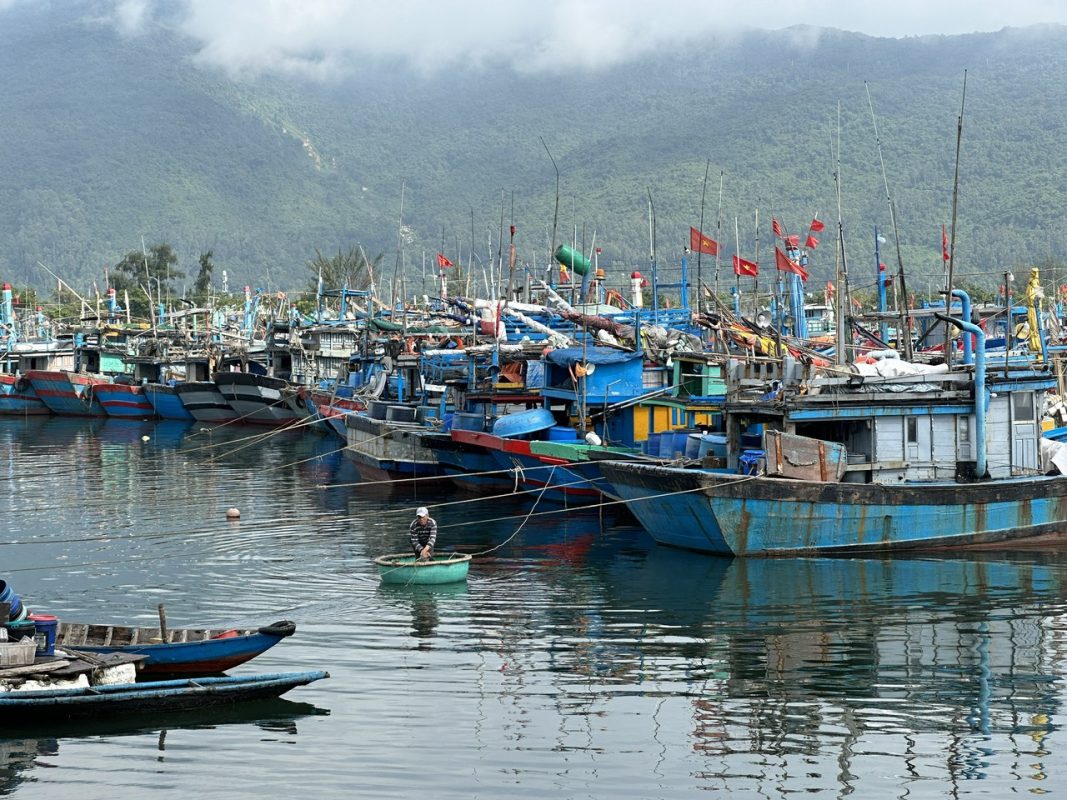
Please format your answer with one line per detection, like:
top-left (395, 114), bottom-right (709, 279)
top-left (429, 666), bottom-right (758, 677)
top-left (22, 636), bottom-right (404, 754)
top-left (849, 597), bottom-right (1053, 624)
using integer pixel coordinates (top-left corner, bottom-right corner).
top-left (2, 2), bottom-right (1066, 299)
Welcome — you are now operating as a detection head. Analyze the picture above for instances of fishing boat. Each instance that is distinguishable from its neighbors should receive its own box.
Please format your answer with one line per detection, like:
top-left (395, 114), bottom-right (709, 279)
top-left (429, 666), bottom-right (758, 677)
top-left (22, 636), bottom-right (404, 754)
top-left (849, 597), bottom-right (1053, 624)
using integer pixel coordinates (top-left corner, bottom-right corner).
top-left (175, 380), bottom-right (238, 422)
top-left (93, 380), bottom-right (157, 419)
top-left (23, 370), bottom-right (108, 416)
top-left (599, 316), bottom-right (1067, 555)
top-left (54, 619), bottom-right (297, 675)
top-left (0, 671), bottom-right (328, 722)
top-left (374, 553), bottom-right (472, 585)
top-left (213, 371), bottom-right (300, 426)
top-left (143, 382), bottom-right (195, 420)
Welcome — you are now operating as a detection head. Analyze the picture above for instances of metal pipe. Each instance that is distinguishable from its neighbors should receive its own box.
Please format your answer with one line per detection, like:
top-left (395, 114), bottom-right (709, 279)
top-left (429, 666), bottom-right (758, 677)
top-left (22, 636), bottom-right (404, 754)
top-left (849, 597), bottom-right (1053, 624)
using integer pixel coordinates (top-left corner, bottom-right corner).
top-left (951, 288), bottom-right (973, 365)
top-left (936, 312), bottom-right (986, 478)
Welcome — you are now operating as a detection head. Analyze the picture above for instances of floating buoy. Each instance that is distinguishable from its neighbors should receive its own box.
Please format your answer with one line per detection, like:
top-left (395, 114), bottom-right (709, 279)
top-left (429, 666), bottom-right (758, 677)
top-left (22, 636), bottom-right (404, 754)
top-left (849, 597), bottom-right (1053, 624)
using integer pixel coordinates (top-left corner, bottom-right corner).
top-left (141, 435), bottom-right (150, 442)
top-left (226, 507), bottom-right (241, 519)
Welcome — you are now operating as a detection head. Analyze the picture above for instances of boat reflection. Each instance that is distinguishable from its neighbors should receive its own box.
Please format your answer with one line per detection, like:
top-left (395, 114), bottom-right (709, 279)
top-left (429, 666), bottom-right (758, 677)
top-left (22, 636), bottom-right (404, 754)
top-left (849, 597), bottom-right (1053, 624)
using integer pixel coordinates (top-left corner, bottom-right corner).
top-left (0, 698), bottom-right (327, 793)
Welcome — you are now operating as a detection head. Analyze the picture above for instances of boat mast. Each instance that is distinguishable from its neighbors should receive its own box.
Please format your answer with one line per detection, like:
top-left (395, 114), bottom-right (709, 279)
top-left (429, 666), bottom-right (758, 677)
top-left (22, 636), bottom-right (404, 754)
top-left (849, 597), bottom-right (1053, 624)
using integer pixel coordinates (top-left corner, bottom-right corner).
top-left (944, 70), bottom-right (968, 369)
top-left (831, 106), bottom-right (852, 366)
top-left (865, 83), bottom-right (912, 360)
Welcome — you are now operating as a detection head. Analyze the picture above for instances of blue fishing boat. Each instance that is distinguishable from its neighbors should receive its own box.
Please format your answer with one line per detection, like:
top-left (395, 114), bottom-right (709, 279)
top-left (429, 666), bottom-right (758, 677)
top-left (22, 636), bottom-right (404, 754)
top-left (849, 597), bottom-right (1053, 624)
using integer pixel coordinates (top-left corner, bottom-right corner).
top-left (0, 671), bottom-right (328, 722)
top-left (94, 380), bottom-right (157, 418)
top-left (143, 382), bottom-right (195, 420)
top-left (23, 370), bottom-right (108, 416)
top-left (55, 619), bottom-right (297, 676)
top-left (600, 315), bottom-right (1067, 555)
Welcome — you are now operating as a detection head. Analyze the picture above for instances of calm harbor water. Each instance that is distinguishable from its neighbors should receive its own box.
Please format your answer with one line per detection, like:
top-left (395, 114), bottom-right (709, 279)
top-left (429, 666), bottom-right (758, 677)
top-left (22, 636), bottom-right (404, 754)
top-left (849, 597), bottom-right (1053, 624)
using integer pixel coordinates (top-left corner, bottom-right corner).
top-left (3, 417), bottom-right (1067, 798)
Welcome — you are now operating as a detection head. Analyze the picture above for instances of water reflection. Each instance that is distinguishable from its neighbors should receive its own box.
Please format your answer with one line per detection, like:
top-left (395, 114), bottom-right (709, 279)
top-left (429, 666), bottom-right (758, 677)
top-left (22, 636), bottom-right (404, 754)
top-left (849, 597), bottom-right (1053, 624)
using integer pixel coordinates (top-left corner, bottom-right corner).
top-left (0, 699), bottom-right (326, 794)
top-left (6, 417), bottom-right (1067, 797)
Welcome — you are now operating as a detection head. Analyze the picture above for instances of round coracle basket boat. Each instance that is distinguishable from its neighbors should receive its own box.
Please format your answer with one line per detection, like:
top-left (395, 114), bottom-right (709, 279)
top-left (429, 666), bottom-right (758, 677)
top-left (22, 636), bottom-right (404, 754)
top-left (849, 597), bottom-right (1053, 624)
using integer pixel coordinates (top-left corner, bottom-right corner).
top-left (374, 553), bottom-right (472, 585)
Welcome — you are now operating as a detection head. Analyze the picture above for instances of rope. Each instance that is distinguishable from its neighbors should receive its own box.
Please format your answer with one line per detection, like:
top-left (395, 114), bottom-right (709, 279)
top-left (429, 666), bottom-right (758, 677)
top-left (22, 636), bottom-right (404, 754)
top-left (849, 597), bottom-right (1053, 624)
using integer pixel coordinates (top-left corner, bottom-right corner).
top-left (469, 466), bottom-right (557, 557)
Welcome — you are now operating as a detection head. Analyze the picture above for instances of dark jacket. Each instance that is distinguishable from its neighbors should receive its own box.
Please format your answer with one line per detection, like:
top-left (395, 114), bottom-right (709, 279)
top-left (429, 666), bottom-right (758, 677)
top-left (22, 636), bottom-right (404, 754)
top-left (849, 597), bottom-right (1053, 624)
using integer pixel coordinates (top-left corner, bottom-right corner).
top-left (409, 517), bottom-right (437, 553)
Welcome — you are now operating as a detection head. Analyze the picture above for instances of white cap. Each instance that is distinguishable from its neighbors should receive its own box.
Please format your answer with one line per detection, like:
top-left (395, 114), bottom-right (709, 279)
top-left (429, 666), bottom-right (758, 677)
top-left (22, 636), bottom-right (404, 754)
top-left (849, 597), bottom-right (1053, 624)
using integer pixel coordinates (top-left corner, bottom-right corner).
top-left (416, 507), bottom-right (429, 517)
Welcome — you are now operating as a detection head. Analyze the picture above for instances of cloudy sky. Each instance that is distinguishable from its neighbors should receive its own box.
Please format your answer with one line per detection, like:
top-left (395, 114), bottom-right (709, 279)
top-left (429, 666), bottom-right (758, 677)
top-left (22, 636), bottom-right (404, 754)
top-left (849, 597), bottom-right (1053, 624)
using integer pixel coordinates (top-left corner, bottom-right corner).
top-left (39, 0), bottom-right (1067, 77)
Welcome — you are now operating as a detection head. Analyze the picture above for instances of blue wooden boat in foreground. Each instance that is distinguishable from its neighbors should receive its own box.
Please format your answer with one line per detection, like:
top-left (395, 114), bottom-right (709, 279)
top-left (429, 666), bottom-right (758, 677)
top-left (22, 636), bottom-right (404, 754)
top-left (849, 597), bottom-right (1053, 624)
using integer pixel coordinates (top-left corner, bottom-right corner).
top-left (0, 671), bottom-right (328, 722)
top-left (55, 620), bottom-right (297, 675)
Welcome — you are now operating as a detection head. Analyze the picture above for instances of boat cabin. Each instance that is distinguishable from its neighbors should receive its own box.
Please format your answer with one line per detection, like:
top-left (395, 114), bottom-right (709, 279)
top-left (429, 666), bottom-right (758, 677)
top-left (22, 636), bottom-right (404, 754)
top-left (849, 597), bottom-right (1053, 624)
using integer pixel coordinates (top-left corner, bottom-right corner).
top-left (722, 356), bottom-right (1055, 483)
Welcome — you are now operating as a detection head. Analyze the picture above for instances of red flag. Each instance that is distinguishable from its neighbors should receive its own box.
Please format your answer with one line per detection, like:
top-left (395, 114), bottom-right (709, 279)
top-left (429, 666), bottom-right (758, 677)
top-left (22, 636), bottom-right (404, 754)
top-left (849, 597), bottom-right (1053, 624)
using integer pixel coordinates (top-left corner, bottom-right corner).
top-left (732, 254), bottom-right (759, 277)
top-left (437, 253), bottom-right (453, 269)
top-left (805, 234), bottom-right (819, 249)
top-left (941, 225), bottom-right (950, 262)
top-left (689, 226), bottom-right (719, 256)
top-left (775, 246), bottom-right (809, 281)
top-left (772, 218), bottom-right (783, 238)
top-left (809, 217), bottom-right (825, 233)
top-left (783, 234), bottom-right (800, 248)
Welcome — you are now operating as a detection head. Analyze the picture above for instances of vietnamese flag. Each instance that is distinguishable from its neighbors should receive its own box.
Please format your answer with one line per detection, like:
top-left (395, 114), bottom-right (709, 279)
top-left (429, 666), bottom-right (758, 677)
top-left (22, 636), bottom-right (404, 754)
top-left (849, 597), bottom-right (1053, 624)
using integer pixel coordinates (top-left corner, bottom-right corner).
top-left (732, 254), bottom-right (759, 277)
top-left (775, 246), bottom-right (809, 281)
top-left (941, 225), bottom-right (950, 262)
top-left (437, 253), bottom-right (454, 268)
top-left (783, 234), bottom-right (800, 248)
top-left (689, 226), bottom-right (719, 256)
top-left (805, 234), bottom-right (819, 249)
top-left (809, 217), bottom-right (825, 233)
top-left (772, 218), bottom-right (783, 238)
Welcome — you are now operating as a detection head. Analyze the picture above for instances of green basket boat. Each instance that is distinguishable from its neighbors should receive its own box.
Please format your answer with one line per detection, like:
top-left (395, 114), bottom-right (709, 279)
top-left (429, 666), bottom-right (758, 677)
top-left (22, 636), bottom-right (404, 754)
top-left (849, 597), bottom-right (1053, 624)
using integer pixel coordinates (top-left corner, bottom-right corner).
top-left (374, 553), bottom-right (472, 585)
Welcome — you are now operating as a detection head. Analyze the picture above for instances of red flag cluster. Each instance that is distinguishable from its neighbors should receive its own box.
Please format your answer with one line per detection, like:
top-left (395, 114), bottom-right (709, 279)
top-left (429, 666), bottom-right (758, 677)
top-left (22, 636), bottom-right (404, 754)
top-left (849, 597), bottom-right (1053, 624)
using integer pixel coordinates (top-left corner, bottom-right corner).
top-left (437, 253), bottom-right (453, 269)
top-left (689, 226), bottom-right (719, 256)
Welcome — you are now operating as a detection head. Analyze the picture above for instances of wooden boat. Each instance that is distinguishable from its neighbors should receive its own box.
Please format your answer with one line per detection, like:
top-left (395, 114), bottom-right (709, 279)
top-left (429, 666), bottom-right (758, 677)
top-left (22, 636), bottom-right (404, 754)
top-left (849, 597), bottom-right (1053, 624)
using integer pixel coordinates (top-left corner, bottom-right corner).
top-left (93, 381), bottom-right (157, 419)
top-left (0, 670), bottom-right (328, 721)
top-left (23, 370), bottom-right (107, 416)
top-left (55, 620), bottom-right (297, 675)
top-left (374, 553), bottom-right (472, 585)
top-left (599, 316), bottom-right (1067, 555)
top-left (213, 371), bottom-right (299, 426)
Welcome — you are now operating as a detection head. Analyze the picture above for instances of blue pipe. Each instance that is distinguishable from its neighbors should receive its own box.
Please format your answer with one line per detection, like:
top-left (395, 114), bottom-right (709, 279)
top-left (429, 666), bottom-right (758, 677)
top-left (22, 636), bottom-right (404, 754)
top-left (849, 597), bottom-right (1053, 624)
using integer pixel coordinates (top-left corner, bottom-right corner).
top-left (951, 289), bottom-right (973, 365)
top-left (937, 312), bottom-right (986, 479)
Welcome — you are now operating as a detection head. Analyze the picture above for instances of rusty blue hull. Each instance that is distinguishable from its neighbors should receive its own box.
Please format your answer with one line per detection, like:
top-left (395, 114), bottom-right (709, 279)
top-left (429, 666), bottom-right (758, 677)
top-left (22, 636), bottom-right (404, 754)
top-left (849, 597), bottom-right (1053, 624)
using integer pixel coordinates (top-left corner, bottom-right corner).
top-left (598, 461), bottom-right (1067, 556)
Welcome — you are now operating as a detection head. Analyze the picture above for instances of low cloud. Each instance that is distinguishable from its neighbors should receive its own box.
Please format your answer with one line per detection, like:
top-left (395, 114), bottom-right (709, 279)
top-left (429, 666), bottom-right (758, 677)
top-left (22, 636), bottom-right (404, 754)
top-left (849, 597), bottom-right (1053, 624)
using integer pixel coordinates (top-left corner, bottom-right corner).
top-left (36, 0), bottom-right (1067, 78)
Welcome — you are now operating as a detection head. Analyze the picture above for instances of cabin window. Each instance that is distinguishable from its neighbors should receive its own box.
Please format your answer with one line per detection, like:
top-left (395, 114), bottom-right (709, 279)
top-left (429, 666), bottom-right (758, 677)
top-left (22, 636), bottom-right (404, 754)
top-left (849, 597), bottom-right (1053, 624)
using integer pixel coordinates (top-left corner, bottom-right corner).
top-left (1012, 392), bottom-right (1034, 422)
top-left (906, 417), bottom-right (918, 444)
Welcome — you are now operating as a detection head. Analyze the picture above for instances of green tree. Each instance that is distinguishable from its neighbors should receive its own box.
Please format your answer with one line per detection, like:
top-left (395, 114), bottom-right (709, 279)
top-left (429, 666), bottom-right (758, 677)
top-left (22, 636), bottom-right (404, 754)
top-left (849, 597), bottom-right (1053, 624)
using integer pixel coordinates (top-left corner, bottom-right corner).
top-left (193, 250), bottom-right (215, 298)
top-left (306, 246), bottom-right (382, 295)
top-left (109, 243), bottom-right (184, 319)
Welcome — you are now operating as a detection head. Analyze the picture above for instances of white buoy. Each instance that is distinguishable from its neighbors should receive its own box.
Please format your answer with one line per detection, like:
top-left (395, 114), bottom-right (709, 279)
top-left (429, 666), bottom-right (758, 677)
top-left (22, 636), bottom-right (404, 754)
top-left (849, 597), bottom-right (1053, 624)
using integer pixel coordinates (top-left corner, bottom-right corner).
top-left (141, 435), bottom-right (150, 442)
top-left (226, 507), bottom-right (241, 519)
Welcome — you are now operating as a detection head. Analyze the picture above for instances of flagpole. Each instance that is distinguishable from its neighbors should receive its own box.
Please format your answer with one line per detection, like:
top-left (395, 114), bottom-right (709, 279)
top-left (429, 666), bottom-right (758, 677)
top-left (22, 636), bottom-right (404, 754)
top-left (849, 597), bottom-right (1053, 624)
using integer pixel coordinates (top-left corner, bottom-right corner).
top-left (734, 215), bottom-right (741, 316)
top-left (696, 160), bottom-right (710, 312)
top-left (753, 204), bottom-right (760, 322)
top-left (713, 169), bottom-right (724, 301)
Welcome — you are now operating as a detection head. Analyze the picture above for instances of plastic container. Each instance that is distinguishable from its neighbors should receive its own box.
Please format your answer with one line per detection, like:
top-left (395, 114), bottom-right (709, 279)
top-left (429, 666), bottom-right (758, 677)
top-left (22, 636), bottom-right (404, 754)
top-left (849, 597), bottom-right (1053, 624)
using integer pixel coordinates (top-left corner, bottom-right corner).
top-left (697, 434), bottom-right (728, 460)
top-left (5, 619), bottom-right (36, 644)
top-left (643, 433), bottom-right (661, 456)
top-left (0, 639), bottom-right (35, 667)
top-left (0, 580), bottom-right (22, 621)
top-left (547, 426), bottom-right (579, 442)
top-left (28, 613), bottom-right (58, 657)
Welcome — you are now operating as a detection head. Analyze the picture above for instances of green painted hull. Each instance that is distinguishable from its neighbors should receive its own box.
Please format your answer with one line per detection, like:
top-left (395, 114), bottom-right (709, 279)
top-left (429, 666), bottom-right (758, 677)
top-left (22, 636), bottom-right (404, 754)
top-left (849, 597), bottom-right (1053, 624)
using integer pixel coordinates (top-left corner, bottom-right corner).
top-left (374, 553), bottom-right (471, 585)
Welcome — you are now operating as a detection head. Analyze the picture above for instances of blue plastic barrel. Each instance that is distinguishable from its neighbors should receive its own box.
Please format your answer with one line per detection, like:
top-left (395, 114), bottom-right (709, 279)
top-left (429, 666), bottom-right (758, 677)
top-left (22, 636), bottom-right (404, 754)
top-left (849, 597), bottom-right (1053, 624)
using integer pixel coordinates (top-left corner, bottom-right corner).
top-left (0, 580), bottom-right (22, 621)
top-left (643, 433), bottom-right (661, 455)
top-left (697, 434), bottom-right (728, 459)
top-left (547, 426), bottom-right (579, 441)
top-left (28, 614), bottom-right (58, 656)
